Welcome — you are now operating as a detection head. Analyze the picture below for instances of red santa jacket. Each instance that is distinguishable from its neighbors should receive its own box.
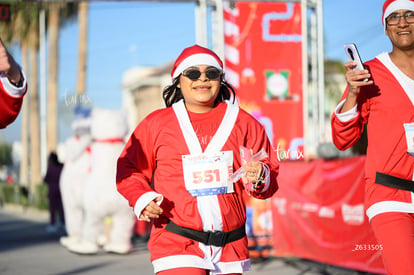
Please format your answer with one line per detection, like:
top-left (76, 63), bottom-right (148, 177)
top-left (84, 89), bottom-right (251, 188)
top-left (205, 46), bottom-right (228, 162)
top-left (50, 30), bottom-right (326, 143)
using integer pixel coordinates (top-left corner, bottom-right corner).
top-left (117, 100), bottom-right (279, 273)
top-left (331, 53), bottom-right (414, 220)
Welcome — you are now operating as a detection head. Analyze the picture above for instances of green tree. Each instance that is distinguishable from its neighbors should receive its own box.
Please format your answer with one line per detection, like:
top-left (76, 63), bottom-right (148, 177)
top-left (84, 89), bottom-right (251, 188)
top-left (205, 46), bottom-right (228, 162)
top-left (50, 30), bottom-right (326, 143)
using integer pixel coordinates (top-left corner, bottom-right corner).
top-left (0, 144), bottom-right (13, 167)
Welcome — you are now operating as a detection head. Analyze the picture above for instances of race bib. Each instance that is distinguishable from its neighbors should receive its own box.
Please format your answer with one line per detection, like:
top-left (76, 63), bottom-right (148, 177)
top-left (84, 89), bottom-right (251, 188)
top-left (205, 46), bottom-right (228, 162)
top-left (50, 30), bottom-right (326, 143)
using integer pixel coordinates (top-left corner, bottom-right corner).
top-left (182, 151), bottom-right (233, 197)
top-left (404, 122), bottom-right (414, 155)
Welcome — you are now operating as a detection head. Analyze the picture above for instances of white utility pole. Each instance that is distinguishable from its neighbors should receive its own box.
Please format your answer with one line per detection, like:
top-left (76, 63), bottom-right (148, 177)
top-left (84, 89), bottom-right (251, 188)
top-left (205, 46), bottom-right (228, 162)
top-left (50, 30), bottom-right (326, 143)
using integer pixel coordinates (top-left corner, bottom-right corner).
top-left (212, 0), bottom-right (225, 61)
top-left (195, 0), bottom-right (208, 47)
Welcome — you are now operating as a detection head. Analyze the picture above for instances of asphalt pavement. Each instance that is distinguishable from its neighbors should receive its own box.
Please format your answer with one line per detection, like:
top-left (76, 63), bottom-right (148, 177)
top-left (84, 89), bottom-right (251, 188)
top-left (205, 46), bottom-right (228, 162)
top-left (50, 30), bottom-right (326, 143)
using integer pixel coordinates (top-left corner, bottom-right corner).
top-left (0, 206), bottom-right (378, 275)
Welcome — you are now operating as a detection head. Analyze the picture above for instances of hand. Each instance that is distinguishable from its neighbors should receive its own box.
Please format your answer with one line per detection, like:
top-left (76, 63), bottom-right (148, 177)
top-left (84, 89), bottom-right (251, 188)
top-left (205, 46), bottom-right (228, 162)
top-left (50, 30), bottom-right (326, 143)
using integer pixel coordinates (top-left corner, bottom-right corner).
top-left (344, 61), bottom-right (373, 97)
top-left (242, 160), bottom-right (263, 184)
top-left (0, 38), bottom-right (21, 83)
top-left (338, 61), bottom-right (374, 113)
top-left (140, 196), bottom-right (163, 222)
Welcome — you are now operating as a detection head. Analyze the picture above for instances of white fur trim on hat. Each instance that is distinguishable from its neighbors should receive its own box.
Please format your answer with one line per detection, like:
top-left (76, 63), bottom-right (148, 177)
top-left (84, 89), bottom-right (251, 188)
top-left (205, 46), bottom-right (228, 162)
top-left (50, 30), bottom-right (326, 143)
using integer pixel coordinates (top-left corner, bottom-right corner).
top-left (383, 0), bottom-right (414, 27)
top-left (172, 53), bottom-right (223, 79)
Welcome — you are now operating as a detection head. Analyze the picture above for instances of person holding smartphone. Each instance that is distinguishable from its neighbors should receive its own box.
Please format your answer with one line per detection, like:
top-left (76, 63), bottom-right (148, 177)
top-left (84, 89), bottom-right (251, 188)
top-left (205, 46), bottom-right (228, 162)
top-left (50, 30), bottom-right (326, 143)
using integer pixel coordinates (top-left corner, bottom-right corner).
top-left (0, 38), bottom-right (27, 129)
top-left (331, 0), bottom-right (414, 274)
top-left (116, 44), bottom-right (279, 275)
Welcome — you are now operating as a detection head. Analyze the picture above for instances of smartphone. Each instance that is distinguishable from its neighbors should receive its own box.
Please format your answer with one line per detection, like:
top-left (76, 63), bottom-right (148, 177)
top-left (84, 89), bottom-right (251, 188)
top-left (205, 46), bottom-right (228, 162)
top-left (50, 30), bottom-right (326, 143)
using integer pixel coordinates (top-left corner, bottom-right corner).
top-left (344, 43), bottom-right (368, 81)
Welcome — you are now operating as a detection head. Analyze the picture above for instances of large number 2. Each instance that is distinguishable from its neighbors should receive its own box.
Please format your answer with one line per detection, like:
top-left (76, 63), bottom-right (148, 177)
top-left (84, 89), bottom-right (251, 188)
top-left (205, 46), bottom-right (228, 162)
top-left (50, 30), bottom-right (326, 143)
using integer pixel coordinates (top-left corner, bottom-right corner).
top-left (192, 169), bottom-right (221, 184)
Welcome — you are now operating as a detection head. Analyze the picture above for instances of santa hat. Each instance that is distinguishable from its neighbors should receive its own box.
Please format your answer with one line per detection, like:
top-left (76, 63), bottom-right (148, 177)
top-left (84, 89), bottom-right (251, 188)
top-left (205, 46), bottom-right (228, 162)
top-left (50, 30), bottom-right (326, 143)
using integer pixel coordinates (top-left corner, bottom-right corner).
top-left (383, 0), bottom-right (414, 27)
top-left (171, 44), bottom-right (223, 79)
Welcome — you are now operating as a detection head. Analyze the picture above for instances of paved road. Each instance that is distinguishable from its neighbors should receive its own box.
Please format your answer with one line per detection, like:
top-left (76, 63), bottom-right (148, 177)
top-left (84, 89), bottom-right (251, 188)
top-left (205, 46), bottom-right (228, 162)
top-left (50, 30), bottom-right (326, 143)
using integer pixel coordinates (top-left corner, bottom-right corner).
top-left (0, 207), bottom-right (376, 275)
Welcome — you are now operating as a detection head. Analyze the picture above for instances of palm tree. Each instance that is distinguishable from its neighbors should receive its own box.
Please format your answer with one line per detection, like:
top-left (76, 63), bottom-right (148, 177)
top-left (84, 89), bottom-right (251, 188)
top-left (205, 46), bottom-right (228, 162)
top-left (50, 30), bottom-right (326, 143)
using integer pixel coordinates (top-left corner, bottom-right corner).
top-left (47, 3), bottom-right (60, 154)
top-left (47, 3), bottom-right (77, 153)
top-left (16, 13), bottom-right (30, 186)
top-left (1, 3), bottom-right (79, 193)
top-left (77, 2), bottom-right (88, 95)
top-left (27, 8), bottom-right (42, 188)
top-left (1, 3), bottom-right (41, 191)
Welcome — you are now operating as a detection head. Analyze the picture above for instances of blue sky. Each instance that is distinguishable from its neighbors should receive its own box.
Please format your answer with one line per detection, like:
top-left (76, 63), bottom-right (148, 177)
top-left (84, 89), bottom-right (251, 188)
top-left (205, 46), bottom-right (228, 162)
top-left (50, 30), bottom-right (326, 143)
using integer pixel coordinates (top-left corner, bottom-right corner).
top-left (2, 0), bottom-right (389, 143)
top-left (323, 1), bottom-right (390, 61)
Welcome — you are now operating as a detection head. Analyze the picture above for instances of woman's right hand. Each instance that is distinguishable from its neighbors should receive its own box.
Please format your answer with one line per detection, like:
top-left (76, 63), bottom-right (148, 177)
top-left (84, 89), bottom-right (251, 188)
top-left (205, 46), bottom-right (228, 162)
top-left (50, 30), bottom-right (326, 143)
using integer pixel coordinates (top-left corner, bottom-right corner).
top-left (140, 196), bottom-right (163, 222)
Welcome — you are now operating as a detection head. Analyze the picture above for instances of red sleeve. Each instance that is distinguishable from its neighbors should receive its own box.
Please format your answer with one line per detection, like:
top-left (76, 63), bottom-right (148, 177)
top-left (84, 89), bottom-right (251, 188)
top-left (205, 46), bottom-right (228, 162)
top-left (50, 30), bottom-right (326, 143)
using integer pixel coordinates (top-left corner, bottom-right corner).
top-left (331, 86), bottom-right (369, 151)
top-left (116, 116), bottom-right (157, 208)
top-left (0, 84), bottom-right (23, 129)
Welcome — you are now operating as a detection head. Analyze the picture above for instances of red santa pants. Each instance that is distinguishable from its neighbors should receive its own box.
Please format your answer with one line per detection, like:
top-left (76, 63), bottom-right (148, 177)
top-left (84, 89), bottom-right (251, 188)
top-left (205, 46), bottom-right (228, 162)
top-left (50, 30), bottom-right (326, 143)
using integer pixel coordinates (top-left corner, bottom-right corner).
top-left (157, 267), bottom-right (241, 275)
top-left (371, 212), bottom-right (414, 275)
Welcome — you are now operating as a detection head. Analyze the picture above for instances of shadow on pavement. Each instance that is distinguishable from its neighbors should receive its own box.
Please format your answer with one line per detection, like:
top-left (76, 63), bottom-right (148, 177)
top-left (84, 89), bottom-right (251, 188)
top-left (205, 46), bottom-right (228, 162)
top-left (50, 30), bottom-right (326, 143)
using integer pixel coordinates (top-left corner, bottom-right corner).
top-left (0, 216), bottom-right (63, 252)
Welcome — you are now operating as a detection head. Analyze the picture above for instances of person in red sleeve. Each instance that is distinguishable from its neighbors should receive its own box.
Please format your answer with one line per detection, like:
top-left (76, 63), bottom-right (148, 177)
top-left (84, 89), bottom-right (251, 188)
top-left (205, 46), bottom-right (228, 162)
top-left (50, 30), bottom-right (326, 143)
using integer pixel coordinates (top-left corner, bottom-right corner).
top-left (0, 38), bottom-right (27, 129)
top-left (331, 0), bottom-right (414, 274)
top-left (116, 44), bottom-right (279, 275)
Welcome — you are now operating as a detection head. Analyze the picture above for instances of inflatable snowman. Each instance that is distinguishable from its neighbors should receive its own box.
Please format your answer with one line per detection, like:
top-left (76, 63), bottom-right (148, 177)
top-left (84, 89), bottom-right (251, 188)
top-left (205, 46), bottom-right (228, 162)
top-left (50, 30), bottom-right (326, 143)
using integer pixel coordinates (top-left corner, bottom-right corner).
top-left (68, 108), bottom-right (136, 254)
top-left (59, 107), bottom-right (93, 248)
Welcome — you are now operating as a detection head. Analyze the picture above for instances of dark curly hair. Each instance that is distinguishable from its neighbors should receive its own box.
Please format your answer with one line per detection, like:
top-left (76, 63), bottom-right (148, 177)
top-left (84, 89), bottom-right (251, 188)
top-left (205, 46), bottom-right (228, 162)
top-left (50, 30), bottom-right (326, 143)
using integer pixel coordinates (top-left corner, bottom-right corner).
top-left (162, 74), bottom-right (237, 108)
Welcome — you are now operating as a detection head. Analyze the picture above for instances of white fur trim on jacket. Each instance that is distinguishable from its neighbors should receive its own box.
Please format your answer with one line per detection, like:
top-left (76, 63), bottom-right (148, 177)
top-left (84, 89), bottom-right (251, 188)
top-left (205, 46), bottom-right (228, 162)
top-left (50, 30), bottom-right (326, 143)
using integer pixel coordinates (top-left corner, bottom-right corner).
top-left (366, 192), bottom-right (414, 221)
top-left (0, 70), bottom-right (27, 97)
top-left (134, 191), bottom-right (163, 220)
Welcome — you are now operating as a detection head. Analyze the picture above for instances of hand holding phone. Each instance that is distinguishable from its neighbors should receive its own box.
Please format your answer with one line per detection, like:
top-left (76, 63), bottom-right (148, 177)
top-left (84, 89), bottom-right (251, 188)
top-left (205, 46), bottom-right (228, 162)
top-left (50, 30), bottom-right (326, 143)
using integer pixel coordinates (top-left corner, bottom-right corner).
top-left (344, 43), bottom-right (368, 81)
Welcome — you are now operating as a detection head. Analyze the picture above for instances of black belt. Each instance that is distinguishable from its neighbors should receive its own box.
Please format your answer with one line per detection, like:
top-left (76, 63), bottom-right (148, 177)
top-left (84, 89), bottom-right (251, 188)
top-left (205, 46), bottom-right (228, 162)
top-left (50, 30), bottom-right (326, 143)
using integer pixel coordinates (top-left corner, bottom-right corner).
top-left (375, 172), bottom-right (414, 192)
top-left (165, 220), bottom-right (246, 247)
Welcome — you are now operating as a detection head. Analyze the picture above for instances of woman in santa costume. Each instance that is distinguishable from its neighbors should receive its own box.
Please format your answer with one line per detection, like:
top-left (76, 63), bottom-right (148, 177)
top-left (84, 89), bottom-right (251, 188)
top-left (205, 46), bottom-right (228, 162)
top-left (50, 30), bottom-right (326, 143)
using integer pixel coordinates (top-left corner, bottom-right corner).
top-left (116, 44), bottom-right (279, 275)
top-left (0, 38), bottom-right (27, 129)
top-left (331, 0), bottom-right (414, 273)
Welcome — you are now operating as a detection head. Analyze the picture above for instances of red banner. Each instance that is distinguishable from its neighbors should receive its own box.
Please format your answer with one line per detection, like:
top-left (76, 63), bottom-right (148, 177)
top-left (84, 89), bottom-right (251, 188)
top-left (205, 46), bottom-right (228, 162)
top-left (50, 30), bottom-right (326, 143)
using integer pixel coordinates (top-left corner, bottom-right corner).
top-left (270, 156), bottom-right (385, 274)
top-left (224, 2), bottom-right (304, 160)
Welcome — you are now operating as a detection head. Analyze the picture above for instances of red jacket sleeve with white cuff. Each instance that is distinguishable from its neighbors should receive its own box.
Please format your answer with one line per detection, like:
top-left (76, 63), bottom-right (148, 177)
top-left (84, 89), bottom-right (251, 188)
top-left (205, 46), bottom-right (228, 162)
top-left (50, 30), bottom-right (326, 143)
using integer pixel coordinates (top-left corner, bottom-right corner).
top-left (0, 72), bottom-right (27, 129)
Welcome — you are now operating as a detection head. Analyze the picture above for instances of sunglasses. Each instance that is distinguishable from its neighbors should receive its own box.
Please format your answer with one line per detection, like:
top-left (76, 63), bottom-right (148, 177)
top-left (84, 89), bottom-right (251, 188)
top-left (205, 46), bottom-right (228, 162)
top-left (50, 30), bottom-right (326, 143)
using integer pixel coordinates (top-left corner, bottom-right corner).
top-left (182, 68), bottom-right (222, 81)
